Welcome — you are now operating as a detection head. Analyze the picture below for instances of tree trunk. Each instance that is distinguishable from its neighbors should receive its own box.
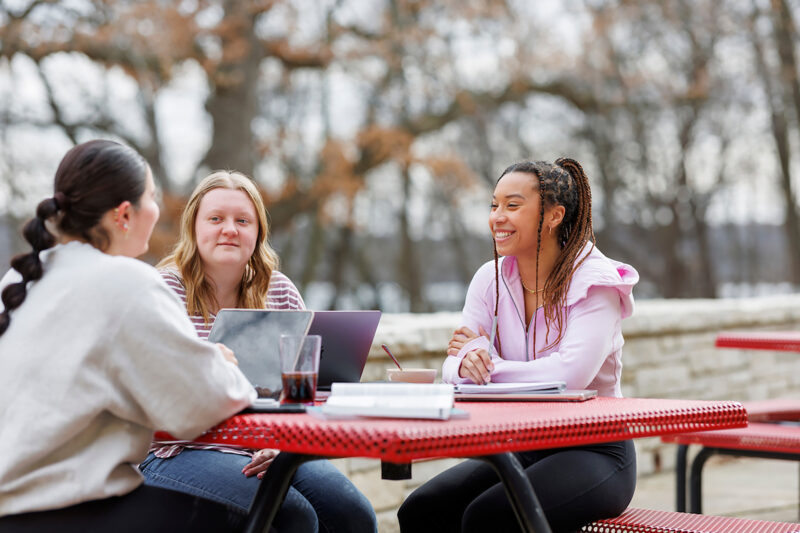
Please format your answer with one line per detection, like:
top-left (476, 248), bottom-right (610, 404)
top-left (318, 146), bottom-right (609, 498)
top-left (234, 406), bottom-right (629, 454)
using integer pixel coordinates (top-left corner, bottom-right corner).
top-left (398, 165), bottom-right (427, 312)
top-left (139, 87), bottom-right (170, 193)
top-left (752, 8), bottom-right (800, 285)
top-left (328, 225), bottom-right (353, 310)
top-left (691, 198), bottom-right (717, 297)
top-left (299, 214), bottom-right (325, 295)
top-left (351, 239), bottom-right (381, 310)
top-left (200, 2), bottom-right (260, 179)
top-left (768, 0), bottom-right (800, 284)
top-left (659, 110), bottom-right (697, 298)
top-left (659, 200), bottom-right (689, 298)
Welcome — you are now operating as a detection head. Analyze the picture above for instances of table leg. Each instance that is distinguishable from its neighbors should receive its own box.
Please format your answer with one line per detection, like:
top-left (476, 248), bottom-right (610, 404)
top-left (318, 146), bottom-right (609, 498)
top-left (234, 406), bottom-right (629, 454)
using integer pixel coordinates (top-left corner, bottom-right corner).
top-left (244, 452), bottom-right (322, 533)
top-left (381, 461), bottom-right (412, 480)
top-left (478, 453), bottom-right (552, 533)
top-left (675, 444), bottom-right (688, 511)
top-left (689, 447), bottom-right (715, 514)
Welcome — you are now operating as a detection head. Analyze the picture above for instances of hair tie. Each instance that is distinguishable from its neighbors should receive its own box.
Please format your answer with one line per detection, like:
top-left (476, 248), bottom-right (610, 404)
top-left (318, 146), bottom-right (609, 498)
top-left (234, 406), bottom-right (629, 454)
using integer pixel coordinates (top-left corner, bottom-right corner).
top-left (53, 192), bottom-right (70, 211)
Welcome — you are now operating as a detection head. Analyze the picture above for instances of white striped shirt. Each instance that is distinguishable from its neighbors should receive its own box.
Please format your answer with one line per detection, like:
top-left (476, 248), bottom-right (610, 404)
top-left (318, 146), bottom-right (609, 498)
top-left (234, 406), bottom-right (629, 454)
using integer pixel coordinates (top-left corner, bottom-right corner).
top-left (150, 267), bottom-right (306, 458)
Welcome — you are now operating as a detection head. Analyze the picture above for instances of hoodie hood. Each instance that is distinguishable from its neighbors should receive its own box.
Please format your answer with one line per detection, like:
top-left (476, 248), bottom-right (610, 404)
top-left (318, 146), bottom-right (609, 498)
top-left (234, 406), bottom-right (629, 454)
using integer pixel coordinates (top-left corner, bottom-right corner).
top-left (501, 242), bottom-right (638, 318)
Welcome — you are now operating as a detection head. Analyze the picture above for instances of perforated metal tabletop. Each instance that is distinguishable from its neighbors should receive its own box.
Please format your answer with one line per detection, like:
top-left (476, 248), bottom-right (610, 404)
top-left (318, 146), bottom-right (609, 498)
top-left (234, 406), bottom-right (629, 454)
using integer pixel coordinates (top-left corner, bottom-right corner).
top-left (193, 397), bottom-right (746, 461)
top-left (184, 397), bottom-right (747, 533)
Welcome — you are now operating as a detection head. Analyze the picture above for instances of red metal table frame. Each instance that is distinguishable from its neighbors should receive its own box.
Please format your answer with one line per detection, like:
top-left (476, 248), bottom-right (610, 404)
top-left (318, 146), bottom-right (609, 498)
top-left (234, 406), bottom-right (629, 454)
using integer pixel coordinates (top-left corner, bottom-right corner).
top-left (715, 331), bottom-right (800, 352)
top-left (666, 332), bottom-right (800, 516)
top-left (662, 423), bottom-right (800, 513)
top-left (187, 397), bottom-right (746, 533)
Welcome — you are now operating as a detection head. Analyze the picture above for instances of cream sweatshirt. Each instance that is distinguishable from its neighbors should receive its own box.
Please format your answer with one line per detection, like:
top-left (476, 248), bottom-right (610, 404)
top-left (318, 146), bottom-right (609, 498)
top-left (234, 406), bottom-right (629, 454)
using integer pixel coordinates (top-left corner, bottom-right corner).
top-left (0, 241), bottom-right (256, 516)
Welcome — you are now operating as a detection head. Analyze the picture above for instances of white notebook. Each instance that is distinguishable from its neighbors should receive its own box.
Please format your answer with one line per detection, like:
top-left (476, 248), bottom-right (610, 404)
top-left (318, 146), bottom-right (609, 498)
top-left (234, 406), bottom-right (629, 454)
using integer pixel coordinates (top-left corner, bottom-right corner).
top-left (454, 381), bottom-right (566, 394)
top-left (316, 383), bottom-right (464, 420)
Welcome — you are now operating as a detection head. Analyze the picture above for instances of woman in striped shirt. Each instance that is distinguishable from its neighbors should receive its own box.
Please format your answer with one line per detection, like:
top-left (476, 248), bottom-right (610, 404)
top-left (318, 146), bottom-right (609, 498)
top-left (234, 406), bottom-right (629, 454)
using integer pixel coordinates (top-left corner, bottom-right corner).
top-left (139, 171), bottom-right (377, 533)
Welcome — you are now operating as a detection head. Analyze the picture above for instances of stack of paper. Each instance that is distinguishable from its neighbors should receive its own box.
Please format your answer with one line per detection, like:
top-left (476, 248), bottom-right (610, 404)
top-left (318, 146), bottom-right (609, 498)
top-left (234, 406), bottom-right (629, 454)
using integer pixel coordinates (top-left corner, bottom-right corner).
top-left (318, 383), bottom-right (461, 420)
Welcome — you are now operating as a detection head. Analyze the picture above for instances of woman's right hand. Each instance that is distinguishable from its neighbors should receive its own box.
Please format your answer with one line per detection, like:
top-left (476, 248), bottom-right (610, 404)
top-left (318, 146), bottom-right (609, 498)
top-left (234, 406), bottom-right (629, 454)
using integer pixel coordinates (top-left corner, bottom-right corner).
top-left (447, 325), bottom-right (489, 356)
top-left (242, 448), bottom-right (279, 479)
top-left (216, 343), bottom-right (238, 366)
top-left (458, 348), bottom-right (494, 385)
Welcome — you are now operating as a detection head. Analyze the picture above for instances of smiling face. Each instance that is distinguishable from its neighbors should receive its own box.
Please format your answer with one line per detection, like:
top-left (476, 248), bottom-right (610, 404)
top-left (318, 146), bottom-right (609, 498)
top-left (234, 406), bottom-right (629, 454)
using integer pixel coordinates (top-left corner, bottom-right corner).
top-left (194, 187), bottom-right (260, 274)
top-left (489, 171), bottom-right (544, 257)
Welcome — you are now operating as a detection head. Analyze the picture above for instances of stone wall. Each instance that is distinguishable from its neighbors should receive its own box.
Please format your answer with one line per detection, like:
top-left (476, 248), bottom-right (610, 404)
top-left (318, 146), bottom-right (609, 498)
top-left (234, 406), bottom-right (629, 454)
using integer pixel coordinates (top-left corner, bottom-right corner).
top-left (330, 295), bottom-right (800, 532)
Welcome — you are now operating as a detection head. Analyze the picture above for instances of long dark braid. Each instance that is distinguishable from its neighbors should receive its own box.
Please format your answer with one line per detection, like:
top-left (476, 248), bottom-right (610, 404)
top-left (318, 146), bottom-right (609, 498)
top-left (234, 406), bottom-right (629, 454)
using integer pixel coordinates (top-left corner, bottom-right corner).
top-left (492, 243), bottom-right (502, 355)
top-left (0, 196), bottom-right (61, 334)
top-left (532, 173), bottom-right (546, 358)
top-left (491, 158), bottom-right (595, 358)
top-left (0, 140), bottom-right (148, 337)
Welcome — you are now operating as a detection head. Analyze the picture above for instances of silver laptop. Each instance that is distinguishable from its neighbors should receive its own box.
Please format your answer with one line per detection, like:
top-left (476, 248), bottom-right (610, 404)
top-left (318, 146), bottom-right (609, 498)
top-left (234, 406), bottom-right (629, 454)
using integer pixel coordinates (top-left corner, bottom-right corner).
top-left (308, 310), bottom-right (381, 390)
top-left (207, 309), bottom-right (314, 399)
top-left (454, 389), bottom-right (598, 402)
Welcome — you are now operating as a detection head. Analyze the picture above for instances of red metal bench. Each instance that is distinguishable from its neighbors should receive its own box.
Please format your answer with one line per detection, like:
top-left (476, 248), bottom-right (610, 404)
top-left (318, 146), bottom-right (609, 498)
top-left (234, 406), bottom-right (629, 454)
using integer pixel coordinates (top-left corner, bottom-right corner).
top-left (582, 507), bottom-right (800, 532)
top-left (661, 421), bottom-right (800, 514)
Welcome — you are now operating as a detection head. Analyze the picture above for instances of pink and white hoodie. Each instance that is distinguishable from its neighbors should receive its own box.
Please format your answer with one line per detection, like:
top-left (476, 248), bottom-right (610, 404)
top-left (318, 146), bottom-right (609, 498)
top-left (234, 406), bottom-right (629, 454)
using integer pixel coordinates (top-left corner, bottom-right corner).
top-left (442, 244), bottom-right (639, 397)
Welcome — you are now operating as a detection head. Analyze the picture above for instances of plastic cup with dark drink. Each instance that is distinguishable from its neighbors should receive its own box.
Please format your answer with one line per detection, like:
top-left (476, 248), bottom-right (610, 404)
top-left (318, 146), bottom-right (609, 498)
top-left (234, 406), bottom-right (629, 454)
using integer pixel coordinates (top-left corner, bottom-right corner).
top-left (279, 334), bottom-right (321, 404)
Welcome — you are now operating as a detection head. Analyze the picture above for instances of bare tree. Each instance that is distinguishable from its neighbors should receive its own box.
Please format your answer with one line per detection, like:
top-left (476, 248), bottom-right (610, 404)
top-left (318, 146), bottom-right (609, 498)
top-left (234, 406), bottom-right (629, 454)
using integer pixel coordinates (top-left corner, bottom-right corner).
top-left (2, 0), bottom-right (799, 305)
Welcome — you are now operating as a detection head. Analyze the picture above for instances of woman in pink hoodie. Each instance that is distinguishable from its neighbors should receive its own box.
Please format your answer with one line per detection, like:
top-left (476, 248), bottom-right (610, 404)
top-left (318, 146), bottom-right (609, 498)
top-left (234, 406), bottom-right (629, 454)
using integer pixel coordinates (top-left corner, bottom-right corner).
top-left (398, 158), bottom-right (639, 533)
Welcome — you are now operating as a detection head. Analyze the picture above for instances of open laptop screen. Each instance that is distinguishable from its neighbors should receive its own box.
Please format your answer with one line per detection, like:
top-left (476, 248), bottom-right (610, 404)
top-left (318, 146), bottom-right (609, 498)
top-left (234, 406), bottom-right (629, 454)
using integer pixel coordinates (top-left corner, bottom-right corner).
top-left (208, 309), bottom-right (314, 399)
top-left (309, 310), bottom-right (381, 390)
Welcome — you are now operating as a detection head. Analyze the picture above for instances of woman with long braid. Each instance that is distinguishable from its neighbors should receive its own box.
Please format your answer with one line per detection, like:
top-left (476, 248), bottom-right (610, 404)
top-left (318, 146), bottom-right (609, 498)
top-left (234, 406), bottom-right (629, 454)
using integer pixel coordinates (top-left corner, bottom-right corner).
top-left (0, 140), bottom-right (256, 532)
top-left (398, 159), bottom-right (639, 532)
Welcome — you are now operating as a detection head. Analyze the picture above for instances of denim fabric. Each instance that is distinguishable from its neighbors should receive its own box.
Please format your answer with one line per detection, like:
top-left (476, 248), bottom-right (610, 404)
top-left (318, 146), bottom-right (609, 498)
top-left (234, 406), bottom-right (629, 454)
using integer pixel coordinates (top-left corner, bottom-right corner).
top-left (140, 450), bottom-right (376, 533)
top-left (291, 459), bottom-right (378, 533)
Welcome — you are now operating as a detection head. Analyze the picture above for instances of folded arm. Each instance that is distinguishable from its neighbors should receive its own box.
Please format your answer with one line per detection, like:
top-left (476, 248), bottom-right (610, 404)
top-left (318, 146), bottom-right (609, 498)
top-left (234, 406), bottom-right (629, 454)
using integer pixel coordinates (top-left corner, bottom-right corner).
top-left (490, 286), bottom-right (620, 388)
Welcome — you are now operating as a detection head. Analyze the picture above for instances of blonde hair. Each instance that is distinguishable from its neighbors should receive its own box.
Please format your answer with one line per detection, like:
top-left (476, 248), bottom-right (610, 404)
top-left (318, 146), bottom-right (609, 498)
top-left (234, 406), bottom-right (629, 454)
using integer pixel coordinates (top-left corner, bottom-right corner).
top-left (158, 170), bottom-right (279, 323)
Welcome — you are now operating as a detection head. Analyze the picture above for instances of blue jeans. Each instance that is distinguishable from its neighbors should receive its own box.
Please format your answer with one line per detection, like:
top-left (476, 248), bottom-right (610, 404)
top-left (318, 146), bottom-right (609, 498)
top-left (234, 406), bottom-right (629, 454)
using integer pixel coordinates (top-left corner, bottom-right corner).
top-left (140, 449), bottom-right (376, 533)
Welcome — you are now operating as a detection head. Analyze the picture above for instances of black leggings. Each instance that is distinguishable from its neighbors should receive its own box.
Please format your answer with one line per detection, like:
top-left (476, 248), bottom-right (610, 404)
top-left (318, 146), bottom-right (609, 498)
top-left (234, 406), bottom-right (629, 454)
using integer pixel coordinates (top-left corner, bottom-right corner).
top-left (398, 440), bottom-right (636, 533)
top-left (0, 484), bottom-right (253, 533)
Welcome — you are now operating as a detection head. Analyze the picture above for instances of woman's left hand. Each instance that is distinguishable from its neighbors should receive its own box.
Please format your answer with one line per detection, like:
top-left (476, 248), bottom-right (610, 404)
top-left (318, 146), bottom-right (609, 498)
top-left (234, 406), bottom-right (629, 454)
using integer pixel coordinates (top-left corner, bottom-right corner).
top-left (242, 448), bottom-right (279, 479)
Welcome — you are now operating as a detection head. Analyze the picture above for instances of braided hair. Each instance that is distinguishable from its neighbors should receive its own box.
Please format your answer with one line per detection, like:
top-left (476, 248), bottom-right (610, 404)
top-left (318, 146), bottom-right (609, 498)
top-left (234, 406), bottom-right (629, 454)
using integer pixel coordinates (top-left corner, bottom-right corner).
top-left (491, 157), bottom-right (595, 358)
top-left (0, 140), bottom-right (149, 336)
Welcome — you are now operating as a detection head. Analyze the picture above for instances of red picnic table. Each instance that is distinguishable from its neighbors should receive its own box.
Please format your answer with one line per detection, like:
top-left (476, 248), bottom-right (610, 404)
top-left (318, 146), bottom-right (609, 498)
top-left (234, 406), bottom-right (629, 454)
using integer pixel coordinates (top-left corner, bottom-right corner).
top-left (187, 397), bottom-right (747, 533)
top-left (663, 330), bottom-right (800, 516)
top-left (715, 331), bottom-right (800, 352)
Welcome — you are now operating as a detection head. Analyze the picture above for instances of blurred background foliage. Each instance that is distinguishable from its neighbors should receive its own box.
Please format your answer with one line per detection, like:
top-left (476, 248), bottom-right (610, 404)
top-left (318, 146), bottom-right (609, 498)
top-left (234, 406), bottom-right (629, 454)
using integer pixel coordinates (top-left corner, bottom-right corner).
top-left (1, 0), bottom-right (799, 310)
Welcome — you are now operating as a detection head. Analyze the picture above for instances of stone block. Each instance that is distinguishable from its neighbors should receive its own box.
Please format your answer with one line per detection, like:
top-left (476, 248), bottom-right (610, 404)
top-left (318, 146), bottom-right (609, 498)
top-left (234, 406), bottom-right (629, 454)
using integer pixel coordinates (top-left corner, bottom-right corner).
top-left (376, 510), bottom-right (400, 533)
top-left (636, 366), bottom-right (690, 396)
top-left (405, 458), bottom-right (464, 488)
top-left (688, 350), bottom-right (745, 375)
top-left (623, 342), bottom-right (664, 366)
top-left (345, 457), bottom-right (381, 474)
top-left (350, 470), bottom-right (407, 512)
top-left (327, 458), bottom-right (351, 473)
top-left (658, 443), bottom-right (676, 471)
top-left (636, 449), bottom-right (656, 475)
top-left (726, 370), bottom-right (754, 386)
